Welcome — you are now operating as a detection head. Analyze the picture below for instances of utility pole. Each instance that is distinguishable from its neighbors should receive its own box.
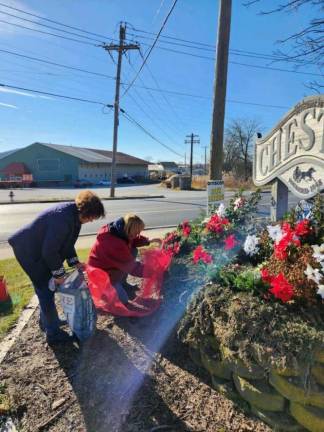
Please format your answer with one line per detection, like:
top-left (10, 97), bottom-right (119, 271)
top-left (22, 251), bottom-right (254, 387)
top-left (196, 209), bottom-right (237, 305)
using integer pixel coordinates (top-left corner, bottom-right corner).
top-left (102, 23), bottom-right (139, 197)
top-left (202, 145), bottom-right (208, 175)
top-left (208, 0), bottom-right (232, 212)
top-left (185, 133), bottom-right (200, 185)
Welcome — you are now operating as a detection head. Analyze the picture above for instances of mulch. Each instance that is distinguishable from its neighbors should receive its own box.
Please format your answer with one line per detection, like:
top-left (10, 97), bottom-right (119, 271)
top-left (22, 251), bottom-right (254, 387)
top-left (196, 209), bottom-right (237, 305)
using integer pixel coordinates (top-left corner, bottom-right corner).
top-left (0, 268), bottom-right (272, 432)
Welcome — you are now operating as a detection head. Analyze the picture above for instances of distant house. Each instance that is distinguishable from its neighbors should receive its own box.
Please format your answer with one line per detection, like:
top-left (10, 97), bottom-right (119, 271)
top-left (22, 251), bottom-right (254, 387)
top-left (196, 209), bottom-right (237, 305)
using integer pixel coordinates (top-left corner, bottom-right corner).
top-left (0, 143), bottom-right (150, 186)
top-left (0, 162), bottom-right (32, 180)
top-left (148, 161), bottom-right (179, 179)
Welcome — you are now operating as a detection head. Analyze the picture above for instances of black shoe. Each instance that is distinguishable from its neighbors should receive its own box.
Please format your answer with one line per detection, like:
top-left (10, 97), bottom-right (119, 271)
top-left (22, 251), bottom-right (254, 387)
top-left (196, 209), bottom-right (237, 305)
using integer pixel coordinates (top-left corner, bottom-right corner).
top-left (46, 329), bottom-right (73, 345)
top-left (39, 318), bottom-right (67, 332)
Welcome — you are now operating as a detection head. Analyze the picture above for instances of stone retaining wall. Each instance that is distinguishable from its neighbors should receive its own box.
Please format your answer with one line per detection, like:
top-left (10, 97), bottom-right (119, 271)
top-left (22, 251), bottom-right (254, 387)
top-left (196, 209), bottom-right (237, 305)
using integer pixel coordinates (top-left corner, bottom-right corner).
top-left (187, 337), bottom-right (324, 432)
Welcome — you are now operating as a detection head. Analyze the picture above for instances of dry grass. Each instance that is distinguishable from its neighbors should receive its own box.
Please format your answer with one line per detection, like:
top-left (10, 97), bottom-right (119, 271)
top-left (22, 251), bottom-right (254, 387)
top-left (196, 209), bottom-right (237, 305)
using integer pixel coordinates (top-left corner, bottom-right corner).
top-left (191, 174), bottom-right (257, 190)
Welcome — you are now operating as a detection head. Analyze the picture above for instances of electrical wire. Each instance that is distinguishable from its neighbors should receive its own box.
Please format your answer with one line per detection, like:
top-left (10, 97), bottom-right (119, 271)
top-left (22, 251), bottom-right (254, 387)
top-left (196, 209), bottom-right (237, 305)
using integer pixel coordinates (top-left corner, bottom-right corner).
top-left (131, 40), bottom-right (322, 77)
top-left (0, 1), bottom-right (116, 41)
top-left (121, 109), bottom-right (184, 157)
top-left (121, 0), bottom-right (178, 97)
top-left (0, 48), bottom-right (116, 79)
top-left (0, 10), bottom-right (106, 44)
top-left (0, 19), bottom-right (98, 47)
top-left (0, 82), bottom-right (113, 107)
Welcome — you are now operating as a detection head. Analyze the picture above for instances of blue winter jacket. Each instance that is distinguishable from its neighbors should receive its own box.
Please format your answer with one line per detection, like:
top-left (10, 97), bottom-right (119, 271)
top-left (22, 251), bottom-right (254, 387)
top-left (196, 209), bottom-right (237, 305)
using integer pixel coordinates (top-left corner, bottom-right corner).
top-left (8, 202), bottom-right (81, 279)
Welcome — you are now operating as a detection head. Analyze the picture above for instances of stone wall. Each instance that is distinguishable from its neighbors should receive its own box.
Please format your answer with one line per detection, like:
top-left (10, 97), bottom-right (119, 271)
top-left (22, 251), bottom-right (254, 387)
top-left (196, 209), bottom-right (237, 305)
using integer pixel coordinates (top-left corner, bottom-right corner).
top-left (187, 336), bottom-right (324, 432)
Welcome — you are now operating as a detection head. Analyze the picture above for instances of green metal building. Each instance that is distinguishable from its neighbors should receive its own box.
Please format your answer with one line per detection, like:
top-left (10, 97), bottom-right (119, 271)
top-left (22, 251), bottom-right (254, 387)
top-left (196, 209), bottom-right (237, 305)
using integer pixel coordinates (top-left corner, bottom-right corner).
top-left (0, 142), bottom-right (149, 185)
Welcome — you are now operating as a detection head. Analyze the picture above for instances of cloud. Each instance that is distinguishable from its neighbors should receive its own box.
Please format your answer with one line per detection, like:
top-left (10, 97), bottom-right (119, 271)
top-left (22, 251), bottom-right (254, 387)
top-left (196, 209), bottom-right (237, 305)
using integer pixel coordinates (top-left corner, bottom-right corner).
top-left (0, 101), bottom-right (18, 109)
top-left (0, 0), bottom-right (44, 36)
top-left (0, 87), bottom-right (54, 100)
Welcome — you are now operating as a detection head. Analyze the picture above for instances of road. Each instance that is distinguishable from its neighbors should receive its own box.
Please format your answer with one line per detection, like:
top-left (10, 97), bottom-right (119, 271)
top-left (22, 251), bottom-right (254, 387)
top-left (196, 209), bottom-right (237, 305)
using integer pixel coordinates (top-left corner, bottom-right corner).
top-left (0, 185), bottom-right (300, 243)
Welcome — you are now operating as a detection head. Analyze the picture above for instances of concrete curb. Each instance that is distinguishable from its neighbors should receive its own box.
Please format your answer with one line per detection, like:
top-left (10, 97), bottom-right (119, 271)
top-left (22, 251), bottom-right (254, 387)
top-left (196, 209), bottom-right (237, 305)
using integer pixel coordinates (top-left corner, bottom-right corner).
top-left (0, 295), bottom-right (38, 364)
top-left (0, 195), bottom-right (165, 205)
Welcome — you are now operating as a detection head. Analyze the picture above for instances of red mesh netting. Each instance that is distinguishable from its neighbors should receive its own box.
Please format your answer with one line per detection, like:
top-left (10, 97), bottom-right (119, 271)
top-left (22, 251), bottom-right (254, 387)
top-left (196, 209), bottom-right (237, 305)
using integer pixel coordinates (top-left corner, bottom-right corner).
top-left (0, 276), bottom-right (9, 302)
top-left (86, 248), bottom-right (172, 317)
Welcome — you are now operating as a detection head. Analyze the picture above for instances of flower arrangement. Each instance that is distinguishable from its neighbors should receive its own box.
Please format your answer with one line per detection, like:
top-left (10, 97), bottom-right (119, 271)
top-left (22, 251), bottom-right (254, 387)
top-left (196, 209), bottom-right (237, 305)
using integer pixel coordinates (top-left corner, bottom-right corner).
top-left (163, 191), bottom-right (323, 307)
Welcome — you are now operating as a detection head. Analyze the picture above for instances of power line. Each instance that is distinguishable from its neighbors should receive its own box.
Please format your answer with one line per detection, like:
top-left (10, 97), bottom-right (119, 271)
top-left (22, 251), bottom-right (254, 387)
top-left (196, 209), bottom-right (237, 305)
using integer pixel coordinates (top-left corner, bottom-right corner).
top-left (121, 109), bottom-right (184, 157)
top-left (0, 10), bottom-right (105, 44)
top-left (129, 25), bottom-right (311, 65)
top-left (0, 50), bottom-right (292, 108)
top-left (0, 1), bottom-right (115, 41)
top-left (0, 19), bottom-right (98, 47)
top-left (131, 40), bottom-right (322, 77)
top-left (124, 54), bottom-right (186, 143)
top-left (129, 31), bottom-right (284, 62)
top-left (121, 0), bottom-right (178, 97)
top-left (0, 48), bottom-right (115, 79)
top-left (0, 82), bottom-right (113, 107)
top-left (138, 48), bottom-right (187, 129)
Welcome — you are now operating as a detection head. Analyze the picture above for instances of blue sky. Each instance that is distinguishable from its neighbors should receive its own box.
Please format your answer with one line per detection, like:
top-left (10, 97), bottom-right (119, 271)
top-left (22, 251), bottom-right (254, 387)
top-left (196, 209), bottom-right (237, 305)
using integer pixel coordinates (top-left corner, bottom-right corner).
top-left (0, 0), bottom-right (319, 163)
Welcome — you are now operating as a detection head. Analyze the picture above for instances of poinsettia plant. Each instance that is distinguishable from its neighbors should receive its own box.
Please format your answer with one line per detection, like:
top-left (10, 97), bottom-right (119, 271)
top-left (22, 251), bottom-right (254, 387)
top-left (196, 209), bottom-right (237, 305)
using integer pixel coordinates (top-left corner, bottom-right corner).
top-left (162, 190), bottom-right (323, 307)
top-left (238, 194), bottom-right (324, 304)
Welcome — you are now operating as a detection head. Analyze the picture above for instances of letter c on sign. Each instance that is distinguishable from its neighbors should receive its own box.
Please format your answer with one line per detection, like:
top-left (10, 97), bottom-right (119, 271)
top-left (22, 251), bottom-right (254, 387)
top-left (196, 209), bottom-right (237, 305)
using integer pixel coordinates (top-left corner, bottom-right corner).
top-left (259, 145), bottom-right (269, 176)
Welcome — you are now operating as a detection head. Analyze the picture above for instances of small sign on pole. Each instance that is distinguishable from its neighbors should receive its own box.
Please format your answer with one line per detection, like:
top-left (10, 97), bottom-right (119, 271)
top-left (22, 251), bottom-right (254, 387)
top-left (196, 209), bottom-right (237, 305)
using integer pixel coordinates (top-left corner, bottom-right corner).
top-left (207, 179), bottom-right (224, 214)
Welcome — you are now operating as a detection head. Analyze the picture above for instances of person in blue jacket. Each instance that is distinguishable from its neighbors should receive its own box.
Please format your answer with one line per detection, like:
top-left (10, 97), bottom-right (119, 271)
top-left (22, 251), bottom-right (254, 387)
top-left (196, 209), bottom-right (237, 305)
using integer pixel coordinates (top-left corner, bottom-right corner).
top-left (8, 190), bottom-right (105, 344)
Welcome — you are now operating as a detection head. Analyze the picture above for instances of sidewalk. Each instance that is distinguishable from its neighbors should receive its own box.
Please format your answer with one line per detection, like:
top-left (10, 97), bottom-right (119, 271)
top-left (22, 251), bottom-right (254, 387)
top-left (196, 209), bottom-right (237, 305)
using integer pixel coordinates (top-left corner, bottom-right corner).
top-left (0, 227), bottom-right (175, 260)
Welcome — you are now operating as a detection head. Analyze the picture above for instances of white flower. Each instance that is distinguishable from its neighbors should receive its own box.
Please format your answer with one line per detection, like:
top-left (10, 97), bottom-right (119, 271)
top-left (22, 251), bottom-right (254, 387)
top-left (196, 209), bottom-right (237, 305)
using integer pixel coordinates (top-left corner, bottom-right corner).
top-left (304, 264), bottom-right (323, 285)
top-left (243, 235), bottom-right (260, 256)
top-left (267, 224), bottom-right (284, 244)
top-left (216, 203), bottom-right (226, 217)
top-left (317, 285), bottom-right (324, 299)
top-left (312, 244), bottom-right (324, 263)
top-left (202, 217), bottom-right (210, 225)
top-left (233, 197), bottom-right (244, 211)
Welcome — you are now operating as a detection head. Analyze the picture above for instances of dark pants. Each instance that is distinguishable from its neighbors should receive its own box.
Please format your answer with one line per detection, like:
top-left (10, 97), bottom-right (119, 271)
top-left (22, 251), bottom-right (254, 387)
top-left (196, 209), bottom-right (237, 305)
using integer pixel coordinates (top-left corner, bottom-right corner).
top-left (11, 244), bottom-right (61, 335)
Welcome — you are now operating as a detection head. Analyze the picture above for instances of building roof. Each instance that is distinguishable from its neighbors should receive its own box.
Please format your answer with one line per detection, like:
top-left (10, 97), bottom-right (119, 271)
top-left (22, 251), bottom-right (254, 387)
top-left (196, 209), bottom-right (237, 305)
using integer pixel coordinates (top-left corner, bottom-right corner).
top-left (1, 162), bottom-right (31, 175)
top-left (89, 149), bottom-right (149, 165)
top-left (158, 161), bottom-right (178, 169)
top-left (0, 149), bottom-right (17, 160)
top-left (148, 164), bottom-right (164, 171)
top-left (37, 143), bottom-right (112, 163)
top-left (34, 143), bottom-right (149, 165)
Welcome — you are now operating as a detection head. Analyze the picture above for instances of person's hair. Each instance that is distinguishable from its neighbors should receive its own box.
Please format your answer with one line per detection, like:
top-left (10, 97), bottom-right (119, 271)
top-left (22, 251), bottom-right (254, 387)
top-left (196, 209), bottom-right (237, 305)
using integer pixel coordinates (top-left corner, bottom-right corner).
top-left (75, 190), bottom-right (105, 219)
top-left (124, 213), bottom-right (145, 238)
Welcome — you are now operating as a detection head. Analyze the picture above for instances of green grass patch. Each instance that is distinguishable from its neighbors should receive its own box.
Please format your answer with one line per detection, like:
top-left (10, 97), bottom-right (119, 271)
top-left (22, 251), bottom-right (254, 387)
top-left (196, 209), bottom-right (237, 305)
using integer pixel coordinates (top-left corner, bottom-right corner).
top-left (0, 248), bottom-right (90, 341)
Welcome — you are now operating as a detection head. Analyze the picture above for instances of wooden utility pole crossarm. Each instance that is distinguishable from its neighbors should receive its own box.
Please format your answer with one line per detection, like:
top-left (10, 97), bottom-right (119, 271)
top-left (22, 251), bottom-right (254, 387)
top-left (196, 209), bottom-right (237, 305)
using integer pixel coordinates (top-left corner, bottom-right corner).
top-left (102, 23), bottom-right (139, 197)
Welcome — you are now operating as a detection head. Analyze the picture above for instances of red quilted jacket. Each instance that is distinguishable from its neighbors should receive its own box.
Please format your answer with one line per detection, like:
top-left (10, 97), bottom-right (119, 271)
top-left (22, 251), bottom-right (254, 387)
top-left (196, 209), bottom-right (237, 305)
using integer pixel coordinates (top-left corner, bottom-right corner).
top-left (88, 220), bottom-right (149, 284)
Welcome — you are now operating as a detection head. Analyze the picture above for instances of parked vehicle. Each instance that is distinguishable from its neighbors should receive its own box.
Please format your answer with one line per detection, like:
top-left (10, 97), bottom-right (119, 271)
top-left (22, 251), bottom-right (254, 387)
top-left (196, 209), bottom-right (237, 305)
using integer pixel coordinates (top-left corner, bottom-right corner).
top-left (98, 180), bottom-right (111, 186)
top-left (117, 176), bottom-right (135, 184)
top-left (74, 179), bottom-right (93, 188)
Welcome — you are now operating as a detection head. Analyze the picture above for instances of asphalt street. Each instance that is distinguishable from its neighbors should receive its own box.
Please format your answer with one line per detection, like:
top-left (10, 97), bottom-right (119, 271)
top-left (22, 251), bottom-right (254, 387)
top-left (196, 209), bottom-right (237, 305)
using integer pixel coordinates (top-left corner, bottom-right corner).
top-left (0, 185), bottom-right (300, 243)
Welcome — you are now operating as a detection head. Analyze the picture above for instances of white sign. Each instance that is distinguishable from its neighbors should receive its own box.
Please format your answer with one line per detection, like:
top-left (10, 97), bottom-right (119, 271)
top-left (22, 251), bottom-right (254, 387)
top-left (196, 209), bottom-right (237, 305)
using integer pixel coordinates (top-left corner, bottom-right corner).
top-left (207, 179), bottom-right (224, 214)
top-left (254, 95), bottom-right (324, 199)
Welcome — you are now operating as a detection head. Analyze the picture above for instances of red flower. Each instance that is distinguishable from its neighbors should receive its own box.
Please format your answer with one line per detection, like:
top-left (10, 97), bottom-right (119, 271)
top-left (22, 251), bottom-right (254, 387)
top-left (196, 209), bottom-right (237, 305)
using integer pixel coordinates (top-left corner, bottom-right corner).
top-left (274, 228), bottom-right (301, 261)
top-left (224, 234), bottom-right (237, 250)
top-left (269, 273), bottom-right (294, 303)
top-left (294, 219), bottom-right (310, 237)
top-left (260, 268), bottom-right (273, 284)
top-left (193, 245), bottom-right (212, 264)
top-left (181, 220), bottom-right (191, 237)
top-left (274, 238), bottom-right (289, 260)
top-left (206, 214), bottom-right (230, 234)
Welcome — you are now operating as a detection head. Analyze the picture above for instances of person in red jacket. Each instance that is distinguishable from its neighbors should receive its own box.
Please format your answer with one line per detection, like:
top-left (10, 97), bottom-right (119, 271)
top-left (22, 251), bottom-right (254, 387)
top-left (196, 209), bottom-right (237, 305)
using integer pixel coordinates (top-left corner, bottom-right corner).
top-left (88, 213), bottom-right (161, 303)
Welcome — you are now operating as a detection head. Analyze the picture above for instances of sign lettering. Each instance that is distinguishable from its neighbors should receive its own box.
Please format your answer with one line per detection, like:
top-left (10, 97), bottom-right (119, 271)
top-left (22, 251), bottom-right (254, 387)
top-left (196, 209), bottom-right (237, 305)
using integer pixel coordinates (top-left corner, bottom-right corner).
top-left (254, 96), bottom-right (324, 199)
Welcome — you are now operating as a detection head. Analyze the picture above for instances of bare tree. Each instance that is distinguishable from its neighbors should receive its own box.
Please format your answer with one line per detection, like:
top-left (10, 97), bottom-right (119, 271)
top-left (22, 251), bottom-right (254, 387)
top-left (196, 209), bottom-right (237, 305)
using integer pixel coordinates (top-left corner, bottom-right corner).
top-left (224, 118), bottom-right (260, 180)
top-left (244, 0), bottom-right (324, 91)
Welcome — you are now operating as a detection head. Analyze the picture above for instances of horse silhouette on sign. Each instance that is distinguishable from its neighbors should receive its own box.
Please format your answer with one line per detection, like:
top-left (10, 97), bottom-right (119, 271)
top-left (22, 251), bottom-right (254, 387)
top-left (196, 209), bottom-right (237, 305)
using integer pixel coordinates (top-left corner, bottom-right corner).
top-left (293, 166), bottom-right (316, 183)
